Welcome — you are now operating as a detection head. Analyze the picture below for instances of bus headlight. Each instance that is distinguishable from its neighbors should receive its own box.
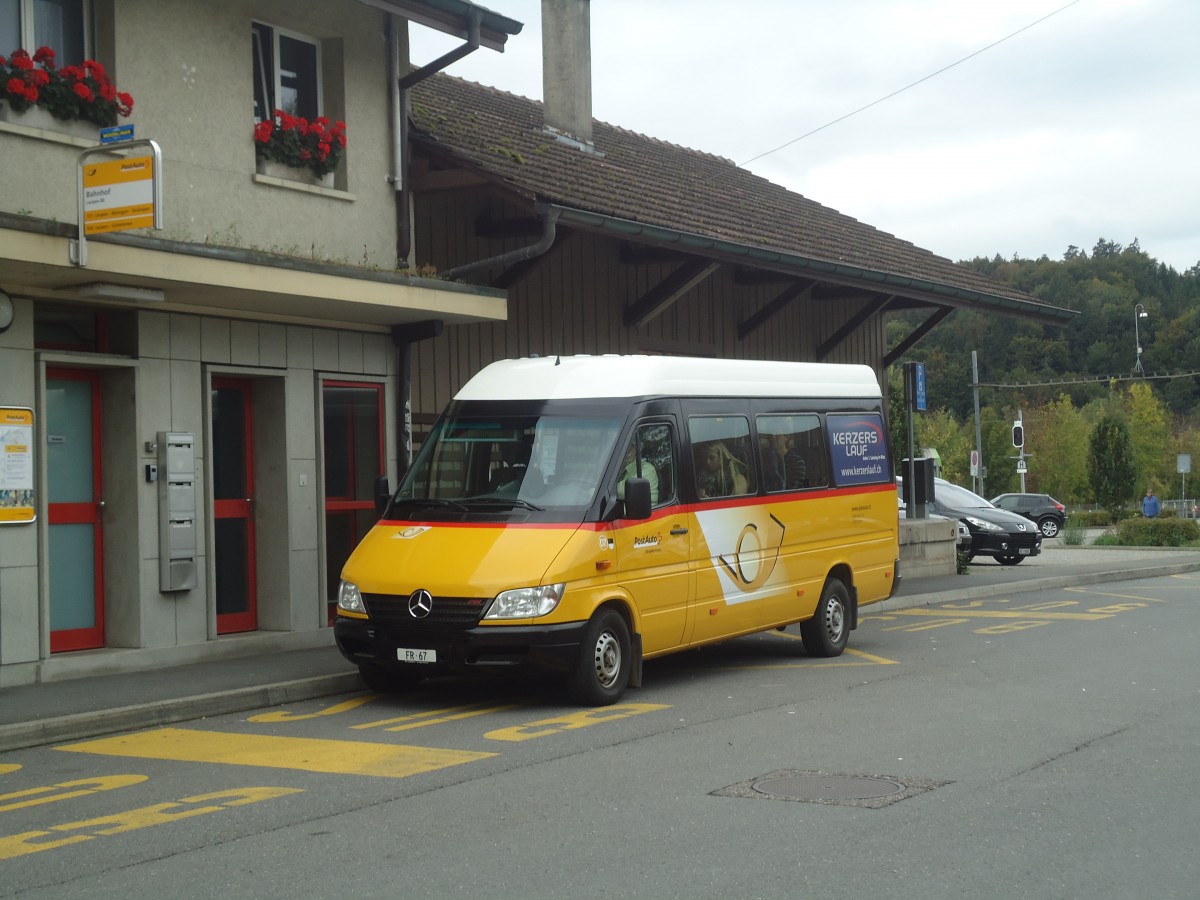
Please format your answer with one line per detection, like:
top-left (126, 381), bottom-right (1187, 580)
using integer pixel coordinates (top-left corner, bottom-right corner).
top-left (485, 583), bottom-right (566, 619)
top-left (337, 580), bottom-right (367, 614)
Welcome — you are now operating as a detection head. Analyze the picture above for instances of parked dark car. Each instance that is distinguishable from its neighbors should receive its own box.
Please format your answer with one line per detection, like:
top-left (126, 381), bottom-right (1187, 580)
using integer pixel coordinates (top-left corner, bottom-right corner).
top-left (990, 492), bottom-right (1068, 538)
top-left (901, 477), bottom-right (1042, 565)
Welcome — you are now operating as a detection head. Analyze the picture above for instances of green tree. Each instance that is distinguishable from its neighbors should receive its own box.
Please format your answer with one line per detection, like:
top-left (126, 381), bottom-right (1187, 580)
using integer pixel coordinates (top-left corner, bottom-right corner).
top-left (1025, 394), bottom-right (1090, 503)
top-left (1124, 380), bottom-right (1172, 490)
top-left (916, 408), bottom-right (970, 482)
top-left (1088, 414), bottom-right (1137, 520)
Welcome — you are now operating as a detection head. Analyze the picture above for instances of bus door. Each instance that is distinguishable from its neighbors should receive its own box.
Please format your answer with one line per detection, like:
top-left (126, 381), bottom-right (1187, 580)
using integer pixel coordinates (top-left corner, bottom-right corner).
top-left (684, 412), bottom-right (776, 644)
top-left (609, 419), bottom-right (690, 653)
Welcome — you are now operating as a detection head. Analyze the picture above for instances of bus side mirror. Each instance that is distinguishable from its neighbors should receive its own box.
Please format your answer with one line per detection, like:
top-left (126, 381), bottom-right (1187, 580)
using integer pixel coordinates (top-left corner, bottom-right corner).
top-left (623, 477), bottom-right (652, 520)
top-left (374, 475), bottom-right (391, 517)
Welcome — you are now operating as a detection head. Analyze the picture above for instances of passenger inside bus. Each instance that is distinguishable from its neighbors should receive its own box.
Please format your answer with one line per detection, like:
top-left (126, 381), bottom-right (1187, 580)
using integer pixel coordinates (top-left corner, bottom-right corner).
top-left (695, 440), bottom-right (748, 499)
top-left (760, 432), bottom-right (789, 491)
top-left (617, 437), bottom-right (660, 505)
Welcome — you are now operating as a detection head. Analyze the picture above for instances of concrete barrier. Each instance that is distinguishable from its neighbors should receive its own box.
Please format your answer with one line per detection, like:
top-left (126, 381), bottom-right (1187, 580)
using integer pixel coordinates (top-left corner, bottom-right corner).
top-left (899, 516), bottom-right (958, 578)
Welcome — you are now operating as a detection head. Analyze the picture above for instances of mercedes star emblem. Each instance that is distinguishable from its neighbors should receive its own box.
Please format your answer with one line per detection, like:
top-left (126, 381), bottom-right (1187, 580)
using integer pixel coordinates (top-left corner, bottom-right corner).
top-left (408, 589), bottom-right (433, 619)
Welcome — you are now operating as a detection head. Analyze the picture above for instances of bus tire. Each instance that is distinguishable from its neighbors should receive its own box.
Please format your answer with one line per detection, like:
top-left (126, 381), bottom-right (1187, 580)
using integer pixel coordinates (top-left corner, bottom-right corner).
top-left (800, 578), bottom-right (850, 657)
top-left (567, 608), bottom-right (631, 706)
top-left (358, 664), bottom-right (420, 694)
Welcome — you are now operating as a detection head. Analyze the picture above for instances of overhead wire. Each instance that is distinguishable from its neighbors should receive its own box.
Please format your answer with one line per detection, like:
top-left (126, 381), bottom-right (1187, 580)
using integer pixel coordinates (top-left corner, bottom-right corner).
top-left (735, 0), bottom-right (1086, 170)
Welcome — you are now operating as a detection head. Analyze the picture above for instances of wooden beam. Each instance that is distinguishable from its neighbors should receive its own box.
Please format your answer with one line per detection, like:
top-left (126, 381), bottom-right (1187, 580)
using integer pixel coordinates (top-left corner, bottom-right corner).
top-left (623, 259), bottom-right (720, 329)
top-left (815, 294), bottom-right (895, 361)
top-left (736, 280), bottom-right (815, 340)
top-left (733, 266), bottom-right (796, 286)
top-left (811, 285), bottom-right (869, 302)
top-left (618, 243), bottom-right (691, 266)
top-left (475, 216), bottom-right (545, 239)
top-left (883, 307), bottom-right (954, 367)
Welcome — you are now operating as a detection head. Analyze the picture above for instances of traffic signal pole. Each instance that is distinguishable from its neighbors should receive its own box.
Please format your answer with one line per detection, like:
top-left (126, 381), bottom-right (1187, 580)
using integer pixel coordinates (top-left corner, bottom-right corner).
top-left (1013, 410), bottom-right (1027, 492)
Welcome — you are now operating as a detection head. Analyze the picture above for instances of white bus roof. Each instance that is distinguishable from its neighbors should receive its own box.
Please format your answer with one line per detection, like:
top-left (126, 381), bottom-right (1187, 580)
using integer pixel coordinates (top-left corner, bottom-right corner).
top-left (455, 355), bottom-right (882, 401)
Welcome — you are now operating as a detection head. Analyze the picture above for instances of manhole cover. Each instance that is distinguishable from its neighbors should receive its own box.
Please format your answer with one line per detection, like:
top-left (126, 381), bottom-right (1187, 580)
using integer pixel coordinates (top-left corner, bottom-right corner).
top-left (753, 773), bottom-right (903, 802)
top-left (712, 769), bottom-right (950, 809)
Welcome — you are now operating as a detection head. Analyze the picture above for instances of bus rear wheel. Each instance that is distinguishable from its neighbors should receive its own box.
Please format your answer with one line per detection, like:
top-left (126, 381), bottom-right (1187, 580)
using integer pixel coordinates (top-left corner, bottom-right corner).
top-left (800, 578), bottom-right (850, 657)
top-left (567, 608), bottom-right (631, 706)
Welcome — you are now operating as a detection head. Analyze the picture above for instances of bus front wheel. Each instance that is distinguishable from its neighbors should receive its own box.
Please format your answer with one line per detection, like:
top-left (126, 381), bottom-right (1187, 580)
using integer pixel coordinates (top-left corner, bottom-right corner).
top-left (567, 608), bottom-right (631, 706)
top-left (800, 578), bottom-right (850, 657)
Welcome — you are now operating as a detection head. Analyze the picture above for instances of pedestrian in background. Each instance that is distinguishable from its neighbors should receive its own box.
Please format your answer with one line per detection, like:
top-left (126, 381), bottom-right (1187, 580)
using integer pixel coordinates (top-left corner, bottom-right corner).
top-left (1142, 489), bottom-right (1161, 518)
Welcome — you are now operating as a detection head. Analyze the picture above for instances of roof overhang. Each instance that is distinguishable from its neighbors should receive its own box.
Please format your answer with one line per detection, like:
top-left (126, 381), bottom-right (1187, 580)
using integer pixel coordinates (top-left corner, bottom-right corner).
top-left (0, 217), bottom-right (506, 330)
top-left (547, 205), bottom-right (1080, 327)
top-left (356, 0), bottom-right (523, 52)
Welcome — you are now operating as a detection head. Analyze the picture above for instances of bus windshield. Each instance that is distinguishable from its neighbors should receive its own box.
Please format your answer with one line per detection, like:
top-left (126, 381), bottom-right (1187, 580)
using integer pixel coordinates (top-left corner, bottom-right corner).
top-left (395, 412), bottom-right (625, 514)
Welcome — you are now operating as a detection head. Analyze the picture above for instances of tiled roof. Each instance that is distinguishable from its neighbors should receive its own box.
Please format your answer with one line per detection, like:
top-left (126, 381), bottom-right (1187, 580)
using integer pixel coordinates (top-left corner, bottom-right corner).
top-left (409, 73), bottom-right (1072, 320)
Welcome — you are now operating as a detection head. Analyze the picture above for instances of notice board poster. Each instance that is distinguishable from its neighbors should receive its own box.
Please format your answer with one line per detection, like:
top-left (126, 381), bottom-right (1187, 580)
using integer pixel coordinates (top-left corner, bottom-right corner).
top-left (0, 407), bottom-right (35, 524)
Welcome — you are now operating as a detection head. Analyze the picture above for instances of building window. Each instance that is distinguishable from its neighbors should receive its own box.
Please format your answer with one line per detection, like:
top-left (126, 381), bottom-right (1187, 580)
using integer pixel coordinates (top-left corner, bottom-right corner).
top-left (252, 21), bottom-right (321, 122)
top-left (1, 0), bottom-right (86, 62)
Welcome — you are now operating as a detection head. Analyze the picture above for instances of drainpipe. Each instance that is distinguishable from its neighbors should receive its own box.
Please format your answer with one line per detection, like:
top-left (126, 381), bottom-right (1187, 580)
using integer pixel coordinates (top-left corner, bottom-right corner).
top-left (385, 10), bottom-right (480, 479)
top-left (441, 206), bottom-right (561, 280)
top-left (387, 10), bottom-right (481, 262)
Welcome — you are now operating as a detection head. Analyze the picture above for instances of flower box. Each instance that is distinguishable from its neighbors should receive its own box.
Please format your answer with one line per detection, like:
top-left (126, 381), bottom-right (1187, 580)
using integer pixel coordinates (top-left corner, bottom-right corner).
top-left (256, 156), bottom-right (335, 188)
top-left (0, 101), bottom-right (98, 141)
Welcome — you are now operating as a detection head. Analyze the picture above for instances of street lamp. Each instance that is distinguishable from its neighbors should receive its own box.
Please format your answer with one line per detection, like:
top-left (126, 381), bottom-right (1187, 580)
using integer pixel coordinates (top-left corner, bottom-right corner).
top-left (1134, 303), bottom-right (1148, 375)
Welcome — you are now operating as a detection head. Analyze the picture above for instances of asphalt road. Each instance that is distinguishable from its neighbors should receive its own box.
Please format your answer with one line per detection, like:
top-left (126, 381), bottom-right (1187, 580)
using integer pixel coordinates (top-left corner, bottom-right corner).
top-left (2, 569), bottom-right (1197, 899)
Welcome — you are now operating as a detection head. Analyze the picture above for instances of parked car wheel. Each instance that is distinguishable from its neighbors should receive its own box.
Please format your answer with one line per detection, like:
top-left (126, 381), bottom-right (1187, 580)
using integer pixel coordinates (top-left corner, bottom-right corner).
top-left (994, 551), bottom-right (1024, 566)
top-left (1038, 516), bottom-right (1060, 538)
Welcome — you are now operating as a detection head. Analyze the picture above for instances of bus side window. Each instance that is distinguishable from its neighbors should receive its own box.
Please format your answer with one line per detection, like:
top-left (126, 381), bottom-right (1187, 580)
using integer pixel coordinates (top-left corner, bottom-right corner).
top-left (689, 416), bottom-right (755, 499)
top-left (757, 414), bottom-right (822, 491)
top-left (619, 422), bottom-right (676, 508)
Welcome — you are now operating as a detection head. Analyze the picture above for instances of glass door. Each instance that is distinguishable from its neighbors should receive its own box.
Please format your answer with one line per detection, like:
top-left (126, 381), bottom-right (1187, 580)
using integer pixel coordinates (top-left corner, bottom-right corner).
top-left (46, 368), bottom-right (105, 652)
top-left (322, 381), bottom-right (384, 625)
top-left (211, 377), bottom-right (257, 634)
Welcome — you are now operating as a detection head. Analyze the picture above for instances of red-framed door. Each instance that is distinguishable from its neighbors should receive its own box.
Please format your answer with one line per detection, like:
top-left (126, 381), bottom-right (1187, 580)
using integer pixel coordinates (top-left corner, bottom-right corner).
top-left (46, 368), bottom-right (105, 652)
top-left (211, 377), bottom-right (257, 634)
top-left (322, 380), bottom-right (384, 626)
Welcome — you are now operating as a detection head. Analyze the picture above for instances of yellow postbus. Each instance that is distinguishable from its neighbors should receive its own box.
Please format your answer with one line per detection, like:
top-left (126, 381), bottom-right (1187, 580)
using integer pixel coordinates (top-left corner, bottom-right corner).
top-left (334, 355), bottom-right (899, 705)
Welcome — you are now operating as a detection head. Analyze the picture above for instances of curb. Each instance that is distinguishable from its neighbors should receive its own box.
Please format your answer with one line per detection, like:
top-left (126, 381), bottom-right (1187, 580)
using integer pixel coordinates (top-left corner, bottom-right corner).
top-left (0, 673), bottom-right (363, 754)
top-left (883, 559), bottom-right (1200, 612)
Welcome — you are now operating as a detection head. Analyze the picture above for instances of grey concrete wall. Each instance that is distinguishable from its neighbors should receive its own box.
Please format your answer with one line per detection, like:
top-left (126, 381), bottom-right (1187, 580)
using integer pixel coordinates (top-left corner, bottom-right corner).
top-left (899, 516), bottom-right (958, 579)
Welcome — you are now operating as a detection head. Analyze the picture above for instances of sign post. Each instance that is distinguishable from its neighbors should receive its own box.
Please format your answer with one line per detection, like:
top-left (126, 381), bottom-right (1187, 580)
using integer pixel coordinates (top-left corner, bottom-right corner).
top-left (71, 139), bottom-right (162, 267)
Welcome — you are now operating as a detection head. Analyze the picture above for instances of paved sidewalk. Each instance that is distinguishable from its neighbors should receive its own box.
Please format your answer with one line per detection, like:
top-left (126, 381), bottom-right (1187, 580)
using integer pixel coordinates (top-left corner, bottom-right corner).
top-left (2, 543), bottom-right (1198, 753)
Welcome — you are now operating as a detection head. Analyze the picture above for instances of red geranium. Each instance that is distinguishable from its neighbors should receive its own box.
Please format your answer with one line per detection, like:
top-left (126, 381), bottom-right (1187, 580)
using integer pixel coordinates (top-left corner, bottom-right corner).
top-left (1, 44), bottom-right (134, 126)
top-left (254, 108), bottom-right (347, 179)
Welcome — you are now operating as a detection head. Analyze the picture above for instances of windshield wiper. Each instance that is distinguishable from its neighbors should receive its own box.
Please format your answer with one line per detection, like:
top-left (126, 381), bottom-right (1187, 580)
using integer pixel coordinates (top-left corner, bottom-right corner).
top-left (468, 497), bottom-right (545, 511)
top-left (391, 496), bottom-right (470, 512)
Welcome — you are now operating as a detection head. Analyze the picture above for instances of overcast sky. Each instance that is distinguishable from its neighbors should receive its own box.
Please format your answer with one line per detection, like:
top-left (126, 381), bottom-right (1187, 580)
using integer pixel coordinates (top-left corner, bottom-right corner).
top-left (410, 0), bottom-right (1199, 273)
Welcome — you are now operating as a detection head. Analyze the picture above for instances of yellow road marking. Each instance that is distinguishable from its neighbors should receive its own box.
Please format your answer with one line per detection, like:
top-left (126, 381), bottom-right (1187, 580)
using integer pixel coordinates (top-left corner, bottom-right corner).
top-left (766, 633), bottom-right (899, 664)
top-left (0, 775), bottom-right (147, 814)
top-left (891, 607), bottom-right (1111, 621)
top-left (57, 728), bottom-right (496, 778)
top-left (0, 764), bottom-right (20, 776)
top-left (1063, 587), bottom-right (1165, 604)
top-left (485, 704), bottom-right (669, 742)
top-left (1010, 600), bottom-right (1082, 612)
top-left (353, 701), bottom-right (529, 732)
top-left (841, 647), bottom-right (899, 664)
top-left (884, 618), bottom-right (970, 632)
top-left (249, 696), bottom-right (378, 722)
top-left (0, 787), bottom-right (300, 860)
